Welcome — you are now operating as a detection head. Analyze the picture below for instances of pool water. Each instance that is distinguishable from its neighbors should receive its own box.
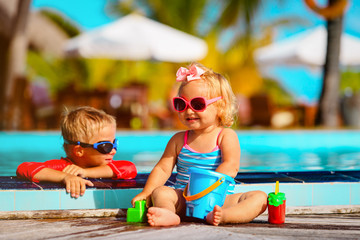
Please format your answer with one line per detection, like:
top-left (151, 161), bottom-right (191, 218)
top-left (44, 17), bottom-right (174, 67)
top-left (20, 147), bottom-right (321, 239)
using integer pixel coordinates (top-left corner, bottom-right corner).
top-left (1, 130), bottom-right (360, 176)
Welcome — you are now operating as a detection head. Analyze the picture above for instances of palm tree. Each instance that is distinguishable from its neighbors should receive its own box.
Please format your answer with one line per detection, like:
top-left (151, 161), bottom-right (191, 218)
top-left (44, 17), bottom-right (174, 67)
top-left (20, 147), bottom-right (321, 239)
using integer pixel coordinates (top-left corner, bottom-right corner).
top-left (216, 0), bottom-right (262, 45)
top-left (315, 0), bottom-right (344, 127)
top-left (220, 0), bottom-right (346, 128)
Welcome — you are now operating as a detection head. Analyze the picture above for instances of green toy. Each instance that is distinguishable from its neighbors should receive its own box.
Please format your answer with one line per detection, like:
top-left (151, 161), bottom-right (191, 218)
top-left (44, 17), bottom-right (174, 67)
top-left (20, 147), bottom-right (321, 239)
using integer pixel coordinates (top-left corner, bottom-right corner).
top-left (268, 181), bottom-right (286, 207)
top-left (268, 192), bottom-right (286, 207)
top-left (127, 200), bottom-right (147, 223)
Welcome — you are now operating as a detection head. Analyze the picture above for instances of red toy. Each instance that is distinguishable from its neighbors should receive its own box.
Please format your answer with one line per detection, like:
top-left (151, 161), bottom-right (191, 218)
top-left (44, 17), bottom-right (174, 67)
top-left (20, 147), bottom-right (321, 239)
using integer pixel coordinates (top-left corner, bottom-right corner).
top-left (268, 181), bottom-right (286, 224)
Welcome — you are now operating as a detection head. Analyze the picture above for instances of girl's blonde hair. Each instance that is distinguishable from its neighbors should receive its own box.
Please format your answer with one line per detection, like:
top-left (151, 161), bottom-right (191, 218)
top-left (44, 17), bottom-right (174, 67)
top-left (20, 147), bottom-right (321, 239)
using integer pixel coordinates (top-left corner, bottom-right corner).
top-left (178, 62), bottom-right (238, 127)
top-left (61, 106), bottom-right (116, 154)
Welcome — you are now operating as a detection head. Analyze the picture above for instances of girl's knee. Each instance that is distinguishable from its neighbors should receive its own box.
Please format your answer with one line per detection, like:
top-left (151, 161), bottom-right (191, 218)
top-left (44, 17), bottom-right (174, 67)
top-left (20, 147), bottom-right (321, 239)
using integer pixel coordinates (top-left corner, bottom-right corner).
top-left (152, 186), bottom-right (174, 198)
top-left (256, 190), bottom-right (268, 199)
top-left (151, 187), bottom-right (185, 214)
top-left (241, 190), bottom-right (268, 204)
top-left (252, 191), bottom-right (268, 212)
top-left (252, 190), bottom-right (268, 203)
top-left (152, 185), bottom-right (168, 193)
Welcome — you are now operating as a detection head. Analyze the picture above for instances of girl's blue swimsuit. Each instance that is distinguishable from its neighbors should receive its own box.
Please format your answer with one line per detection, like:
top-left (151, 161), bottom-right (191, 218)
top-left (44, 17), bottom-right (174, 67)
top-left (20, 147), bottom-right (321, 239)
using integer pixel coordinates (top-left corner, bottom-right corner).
top-left (174, 130), bottom-right (234, 195)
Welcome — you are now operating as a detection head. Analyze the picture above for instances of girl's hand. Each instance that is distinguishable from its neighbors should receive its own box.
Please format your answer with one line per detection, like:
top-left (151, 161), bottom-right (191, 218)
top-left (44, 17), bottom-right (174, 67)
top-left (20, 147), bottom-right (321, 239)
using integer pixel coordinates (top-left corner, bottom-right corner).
top-left (131, 192), bottom-right (151, 207)
top-left (63, 174), bottom-right (94, 198)
top-left (63, 164), bottom-right (87, 178)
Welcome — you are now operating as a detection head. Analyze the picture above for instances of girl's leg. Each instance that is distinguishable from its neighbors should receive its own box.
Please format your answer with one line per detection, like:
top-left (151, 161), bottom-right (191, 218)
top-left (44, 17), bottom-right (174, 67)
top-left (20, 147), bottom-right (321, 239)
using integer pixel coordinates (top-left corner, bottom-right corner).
top-left (206, 190), bottom-right (268, 225)
top-left (147, 186), bottom-right (186, 226)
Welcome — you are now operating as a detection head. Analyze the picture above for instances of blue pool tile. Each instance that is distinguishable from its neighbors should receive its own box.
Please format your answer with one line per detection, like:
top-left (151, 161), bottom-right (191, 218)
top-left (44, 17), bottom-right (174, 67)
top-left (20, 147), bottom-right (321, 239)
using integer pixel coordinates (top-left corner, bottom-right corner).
top-left (313, 183), bottom-right (351, 206)
top-left (236, 183), bottom-right (313, 207)
top-left (60, 189), bottom-right (105, 210)
top-left (350, 183), bottom-right (360, 205)
top-left (0, 191), bottom-right (15, 211)
top-left (105, 189), bottom-right (141, 209)
top-left (235, 184), bottom-right (273, 195)
top-left (280, 184), bottom-right (313, 207)
top-left (15, 190), bottom-right (60, 211)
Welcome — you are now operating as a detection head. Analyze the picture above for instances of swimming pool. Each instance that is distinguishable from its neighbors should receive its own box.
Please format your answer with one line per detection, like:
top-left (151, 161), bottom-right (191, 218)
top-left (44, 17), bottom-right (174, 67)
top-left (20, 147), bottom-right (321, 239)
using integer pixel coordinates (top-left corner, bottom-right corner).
top-left (1, 130), bottom-right (360, 176)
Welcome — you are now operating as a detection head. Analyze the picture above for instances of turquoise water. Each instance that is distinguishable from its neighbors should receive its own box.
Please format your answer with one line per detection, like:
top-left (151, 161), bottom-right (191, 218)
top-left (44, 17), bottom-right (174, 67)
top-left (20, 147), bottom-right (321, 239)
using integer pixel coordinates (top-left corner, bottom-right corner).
top-left (1, 130), bottom-right (360, 176)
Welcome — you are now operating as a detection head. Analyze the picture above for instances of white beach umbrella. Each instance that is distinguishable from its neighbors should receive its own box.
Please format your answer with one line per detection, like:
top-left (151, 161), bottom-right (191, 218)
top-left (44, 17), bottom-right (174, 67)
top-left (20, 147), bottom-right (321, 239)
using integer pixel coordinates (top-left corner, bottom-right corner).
top-left (64, 14), bottom-right (207, 62)
top-left (254, 26), bottom-right (360, 67)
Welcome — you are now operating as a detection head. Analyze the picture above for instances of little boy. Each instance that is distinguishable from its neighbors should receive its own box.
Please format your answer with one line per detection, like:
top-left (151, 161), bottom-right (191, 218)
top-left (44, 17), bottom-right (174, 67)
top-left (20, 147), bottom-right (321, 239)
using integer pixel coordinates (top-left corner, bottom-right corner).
top-left (17, 106), bottom-right (137, 198)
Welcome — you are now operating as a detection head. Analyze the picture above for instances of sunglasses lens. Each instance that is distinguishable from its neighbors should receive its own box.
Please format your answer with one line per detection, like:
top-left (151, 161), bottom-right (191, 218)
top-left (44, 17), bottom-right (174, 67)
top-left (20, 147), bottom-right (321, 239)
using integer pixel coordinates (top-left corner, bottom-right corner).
top-left (97, 143), bottom-right (114, 154)
top-left (191, 98), bottom-right (206, 111)
top-left (173, 98), bottom-right (186, 111)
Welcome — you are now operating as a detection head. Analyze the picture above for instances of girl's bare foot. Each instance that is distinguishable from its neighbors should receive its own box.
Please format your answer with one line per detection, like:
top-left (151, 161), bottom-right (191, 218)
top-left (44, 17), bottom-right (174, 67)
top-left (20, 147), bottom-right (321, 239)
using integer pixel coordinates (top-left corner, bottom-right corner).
top-left (206, 205), bottom-right (223, 226)
top-left (147, 207), bottom-right (181, 226)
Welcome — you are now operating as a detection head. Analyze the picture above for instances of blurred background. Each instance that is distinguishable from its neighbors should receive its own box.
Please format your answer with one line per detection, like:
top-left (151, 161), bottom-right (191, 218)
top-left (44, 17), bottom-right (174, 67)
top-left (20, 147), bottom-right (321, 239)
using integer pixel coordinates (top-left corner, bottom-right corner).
top-left (1, 0), bottom-right (359, 131)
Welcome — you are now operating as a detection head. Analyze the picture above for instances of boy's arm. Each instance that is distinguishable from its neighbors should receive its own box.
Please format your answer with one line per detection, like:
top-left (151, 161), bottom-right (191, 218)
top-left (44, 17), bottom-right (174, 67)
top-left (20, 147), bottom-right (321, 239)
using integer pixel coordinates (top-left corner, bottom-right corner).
top-left (34, 168), bottom-right (94, 198)
top-left (34, 167), bottom-right (71, 182)
top-left (62, 164), bottom-right (115, 179)
top-left (64, 161), bottom-right (137, 179)
top-left (16, 160), bottom-right (70, 182)
top-left (131, 133), bottom-right (181, 206)
top-left (84, 165), bottom-right (114, 178)
top-left (17, 160), bottom-right (93, 198)
top-left (216, 128), bottom-right (240, 178)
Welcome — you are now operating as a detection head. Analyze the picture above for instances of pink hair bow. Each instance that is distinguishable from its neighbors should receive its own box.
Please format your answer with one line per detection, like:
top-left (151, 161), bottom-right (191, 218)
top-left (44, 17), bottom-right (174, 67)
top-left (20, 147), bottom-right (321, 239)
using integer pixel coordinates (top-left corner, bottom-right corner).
top-left (176, 66), bottom-right (205, 82)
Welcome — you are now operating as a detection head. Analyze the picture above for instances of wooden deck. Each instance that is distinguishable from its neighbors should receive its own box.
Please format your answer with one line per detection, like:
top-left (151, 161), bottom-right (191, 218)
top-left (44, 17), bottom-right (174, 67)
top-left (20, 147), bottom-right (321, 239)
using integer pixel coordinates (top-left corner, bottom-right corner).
top-left (1, 213), bottom-right (360, 239)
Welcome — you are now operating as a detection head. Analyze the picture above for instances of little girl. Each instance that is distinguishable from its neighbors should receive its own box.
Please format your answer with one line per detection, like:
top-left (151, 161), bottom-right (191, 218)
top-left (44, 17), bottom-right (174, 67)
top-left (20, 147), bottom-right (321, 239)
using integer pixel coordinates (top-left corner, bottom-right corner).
top-left (132, 63), bottom-right (267, 226)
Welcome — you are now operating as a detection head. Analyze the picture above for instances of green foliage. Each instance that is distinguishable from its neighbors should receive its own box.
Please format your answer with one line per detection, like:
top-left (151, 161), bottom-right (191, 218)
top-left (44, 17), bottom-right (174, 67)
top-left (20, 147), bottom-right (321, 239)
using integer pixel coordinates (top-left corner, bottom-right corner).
top-left (340, 70), bottom-right (360, 95)
top-left (39, 9), bottom-right (81, 37)
top-left (106, 0), bottom-right (207, 35)
top-left (27, 49), bottom-right (176, 102)
top-left (26, 51), bottom-right (72, 95)
top-left (218, 0), bottom-right (260, 28)
top-left (262, 78), bottom-right (294, 106)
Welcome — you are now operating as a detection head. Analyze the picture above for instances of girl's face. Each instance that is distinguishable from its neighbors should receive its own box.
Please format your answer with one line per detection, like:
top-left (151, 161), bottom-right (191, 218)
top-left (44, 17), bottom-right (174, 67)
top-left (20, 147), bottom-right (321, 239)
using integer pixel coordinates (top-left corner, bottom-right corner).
top-left (177, 81), bottom-right (219, 130)
top-left (74, 123), bottom-right (117, 168)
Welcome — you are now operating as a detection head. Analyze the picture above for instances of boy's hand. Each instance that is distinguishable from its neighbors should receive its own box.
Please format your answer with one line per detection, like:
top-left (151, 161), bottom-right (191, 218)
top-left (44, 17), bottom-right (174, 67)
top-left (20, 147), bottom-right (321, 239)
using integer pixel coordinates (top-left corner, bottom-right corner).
top-left (63, 164), bottom-right (87, 178)
top-left (131, 192), bottom-right (151, 207)
top-left (63, 174), bottom-right (94, 198)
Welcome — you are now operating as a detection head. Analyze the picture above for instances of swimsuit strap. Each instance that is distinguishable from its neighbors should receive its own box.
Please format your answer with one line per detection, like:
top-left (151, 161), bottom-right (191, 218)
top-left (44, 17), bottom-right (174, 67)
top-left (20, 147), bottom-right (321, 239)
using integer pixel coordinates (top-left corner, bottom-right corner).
top-left (184, 130), bottom-right (189, 145)
top-left (184, 129), bottom-right (224, 146)
top-left (216, 128), bottom-right (224, 146)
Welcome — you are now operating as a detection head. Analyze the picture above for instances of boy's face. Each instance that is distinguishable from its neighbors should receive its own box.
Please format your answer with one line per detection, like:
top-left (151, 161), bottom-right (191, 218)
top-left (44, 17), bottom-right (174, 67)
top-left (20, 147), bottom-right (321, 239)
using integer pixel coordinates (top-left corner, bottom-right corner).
top-left (74, 123), bottom-right (117, 168)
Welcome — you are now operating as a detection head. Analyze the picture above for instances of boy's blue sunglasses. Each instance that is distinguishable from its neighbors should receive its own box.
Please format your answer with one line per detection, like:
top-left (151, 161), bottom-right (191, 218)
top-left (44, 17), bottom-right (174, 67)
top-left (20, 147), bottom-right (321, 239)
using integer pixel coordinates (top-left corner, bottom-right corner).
top-left (64, 138), bottom-right (118, 154)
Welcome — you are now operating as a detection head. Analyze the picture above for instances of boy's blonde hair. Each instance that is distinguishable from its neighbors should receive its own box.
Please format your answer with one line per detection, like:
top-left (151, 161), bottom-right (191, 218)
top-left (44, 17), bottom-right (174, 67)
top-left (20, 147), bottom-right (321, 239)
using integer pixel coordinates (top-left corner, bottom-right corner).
top-left (178, 62), bottom-right (238, 127)
top-left (61, 106), bottom-right (116, 154)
